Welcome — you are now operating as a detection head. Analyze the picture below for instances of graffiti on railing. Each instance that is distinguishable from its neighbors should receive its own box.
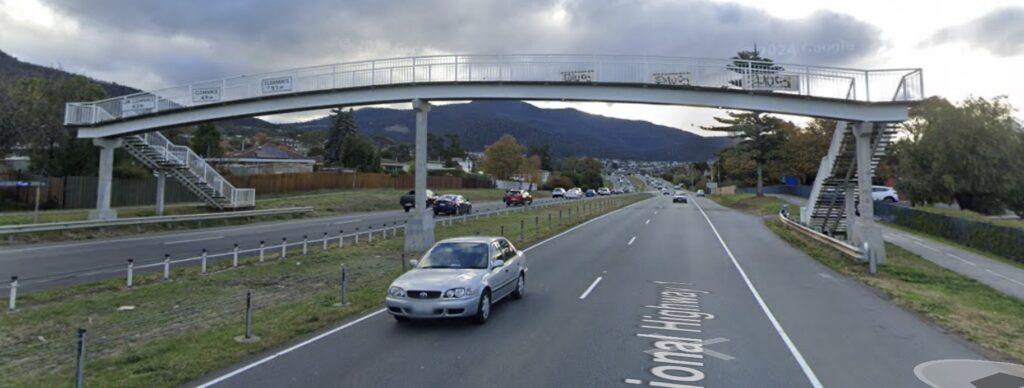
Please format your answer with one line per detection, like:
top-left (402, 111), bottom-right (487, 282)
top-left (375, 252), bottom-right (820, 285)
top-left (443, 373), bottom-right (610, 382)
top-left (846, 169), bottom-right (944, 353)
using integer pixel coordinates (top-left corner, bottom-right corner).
top-left (652, 72), bottom-right (691, 86)
top-left (742, 73), bottom-right (800, 92)
top-left (561, 70), bottom-right (594, 83)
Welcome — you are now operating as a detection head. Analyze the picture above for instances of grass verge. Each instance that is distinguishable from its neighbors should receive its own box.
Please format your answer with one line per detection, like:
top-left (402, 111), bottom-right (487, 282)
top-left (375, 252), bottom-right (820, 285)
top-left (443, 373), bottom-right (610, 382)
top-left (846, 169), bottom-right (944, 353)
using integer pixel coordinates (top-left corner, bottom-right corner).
top-left (711, 193), bottom-right (1024, 363)
top-left (628, 176), bottom-right (646, 192)
top-left (0, 188), bottom-right (542, 245)
top-left (709, 193), bottom-right (800, 219)
top-left (0, 193), bottom-right (649, 387)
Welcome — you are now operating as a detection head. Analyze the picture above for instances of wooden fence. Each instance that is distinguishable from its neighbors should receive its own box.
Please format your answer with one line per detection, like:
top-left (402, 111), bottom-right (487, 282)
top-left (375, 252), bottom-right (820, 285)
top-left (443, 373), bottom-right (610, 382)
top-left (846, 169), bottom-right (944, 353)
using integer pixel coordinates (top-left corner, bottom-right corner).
top-left (0, 171), bottom-right (493, 210)
top-left (227, 172), bottom-right (493, 195)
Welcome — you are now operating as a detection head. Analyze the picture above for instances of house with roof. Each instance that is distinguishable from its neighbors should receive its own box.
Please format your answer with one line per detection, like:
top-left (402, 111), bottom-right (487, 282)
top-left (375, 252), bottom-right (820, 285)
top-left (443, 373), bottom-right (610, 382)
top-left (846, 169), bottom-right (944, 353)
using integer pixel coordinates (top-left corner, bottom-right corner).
top-left (207, 145), bottom-right (315, 175)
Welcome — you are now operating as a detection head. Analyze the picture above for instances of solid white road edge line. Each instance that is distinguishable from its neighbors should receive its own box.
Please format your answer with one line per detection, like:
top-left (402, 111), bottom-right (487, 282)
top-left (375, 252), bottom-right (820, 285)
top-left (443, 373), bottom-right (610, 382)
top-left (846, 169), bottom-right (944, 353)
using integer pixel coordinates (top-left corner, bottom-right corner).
top-left (579, 277), bottom-right (603, 300)
top-left (987, 268), bottom-right (1024, 286)
top-left (693, 199), bottom-right (824, 388)
top-left (194, 308), bottom-right (387, 388)
top-left (164, 236), bottom-right (223, 245)
top-left (198, 195), bottom-right (656, 386)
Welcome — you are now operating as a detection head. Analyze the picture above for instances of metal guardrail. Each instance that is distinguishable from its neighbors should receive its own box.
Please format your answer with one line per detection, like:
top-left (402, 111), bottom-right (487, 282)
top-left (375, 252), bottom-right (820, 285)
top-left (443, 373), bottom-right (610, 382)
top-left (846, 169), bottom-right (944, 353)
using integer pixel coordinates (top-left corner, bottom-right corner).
top-left (65, 54), bottom-right (924, 126)
top-left (0, 207), bottom-right (312, 235)
top-left (778, 210), bottom-right (863, 260)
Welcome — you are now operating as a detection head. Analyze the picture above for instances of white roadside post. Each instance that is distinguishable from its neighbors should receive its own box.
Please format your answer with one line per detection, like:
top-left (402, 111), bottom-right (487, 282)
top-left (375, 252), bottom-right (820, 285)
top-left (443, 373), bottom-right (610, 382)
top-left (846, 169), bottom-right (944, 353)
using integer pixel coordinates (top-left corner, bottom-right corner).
top-left (233, 244), bottom-right (239, 267)
top-left (7, 276), bottom-right (17, 311)
top-left (201, 248), bottom-right (208, 274)
top-left (126, 259), bottom-right (134, 288)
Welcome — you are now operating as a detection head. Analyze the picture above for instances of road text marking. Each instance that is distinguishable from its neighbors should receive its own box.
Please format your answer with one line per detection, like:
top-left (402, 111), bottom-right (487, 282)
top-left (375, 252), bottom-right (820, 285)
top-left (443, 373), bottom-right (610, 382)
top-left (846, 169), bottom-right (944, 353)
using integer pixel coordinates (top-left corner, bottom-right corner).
top-left (579, 277), bottom-right (603, 299)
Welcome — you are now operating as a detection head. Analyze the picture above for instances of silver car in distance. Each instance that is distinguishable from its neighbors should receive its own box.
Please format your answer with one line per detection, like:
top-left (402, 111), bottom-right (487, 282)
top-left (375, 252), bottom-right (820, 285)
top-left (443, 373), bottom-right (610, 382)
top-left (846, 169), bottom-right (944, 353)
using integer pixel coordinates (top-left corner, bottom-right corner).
top-left (386, 236), bottom-right (527, 324)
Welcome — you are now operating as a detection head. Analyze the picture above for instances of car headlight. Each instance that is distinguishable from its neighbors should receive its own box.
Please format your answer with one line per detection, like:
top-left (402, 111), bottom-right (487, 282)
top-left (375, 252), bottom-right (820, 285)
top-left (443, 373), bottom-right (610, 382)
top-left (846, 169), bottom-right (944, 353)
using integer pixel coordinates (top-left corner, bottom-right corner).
top-left (388, 286), bottom-right (406, 298)
top-left (443, 287), bottom-right (468, 298)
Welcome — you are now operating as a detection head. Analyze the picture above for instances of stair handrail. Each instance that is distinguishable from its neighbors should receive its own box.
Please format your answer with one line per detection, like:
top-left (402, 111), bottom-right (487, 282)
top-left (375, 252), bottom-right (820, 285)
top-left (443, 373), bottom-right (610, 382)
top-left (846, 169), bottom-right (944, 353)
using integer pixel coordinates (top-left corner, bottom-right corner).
top-left (136, 132), bottom-right (255, 208)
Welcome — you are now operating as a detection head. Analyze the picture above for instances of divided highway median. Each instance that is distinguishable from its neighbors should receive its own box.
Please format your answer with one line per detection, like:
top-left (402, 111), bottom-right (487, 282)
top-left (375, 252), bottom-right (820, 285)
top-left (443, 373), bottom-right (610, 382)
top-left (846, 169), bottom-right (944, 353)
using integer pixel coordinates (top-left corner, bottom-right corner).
top-left (0, 193), bottom-right (649, 388)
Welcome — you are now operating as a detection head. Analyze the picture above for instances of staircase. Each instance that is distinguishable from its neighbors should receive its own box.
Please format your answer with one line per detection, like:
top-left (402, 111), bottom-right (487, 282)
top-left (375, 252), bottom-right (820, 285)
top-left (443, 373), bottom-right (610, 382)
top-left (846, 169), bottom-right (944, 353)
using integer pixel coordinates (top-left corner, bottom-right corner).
top-left (804, 123), bottom-right (896, 236)
top-left (121, 132), bottom-right (255, 209)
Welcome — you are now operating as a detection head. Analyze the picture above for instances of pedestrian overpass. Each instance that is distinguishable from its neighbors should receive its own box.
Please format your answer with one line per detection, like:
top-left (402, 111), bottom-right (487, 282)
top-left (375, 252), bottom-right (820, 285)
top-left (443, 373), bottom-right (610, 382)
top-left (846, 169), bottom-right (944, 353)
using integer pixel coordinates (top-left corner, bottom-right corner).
top-left (64, 54), bottom-right (924, 260)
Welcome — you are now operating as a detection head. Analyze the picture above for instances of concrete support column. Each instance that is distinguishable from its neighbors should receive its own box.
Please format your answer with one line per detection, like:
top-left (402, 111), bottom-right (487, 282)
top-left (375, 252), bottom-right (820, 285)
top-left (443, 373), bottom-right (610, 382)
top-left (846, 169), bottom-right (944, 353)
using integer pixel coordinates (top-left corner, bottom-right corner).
top-left (404, 99), bottom-right (435, 254)
top-left (155, 170), bottom-right (167, 216)
top-left (89, 137), bottom-right (123, 221)
top-left (854, 122), bottom-right (886, 264)
top-left (845, 183), bottom-right (858, 243)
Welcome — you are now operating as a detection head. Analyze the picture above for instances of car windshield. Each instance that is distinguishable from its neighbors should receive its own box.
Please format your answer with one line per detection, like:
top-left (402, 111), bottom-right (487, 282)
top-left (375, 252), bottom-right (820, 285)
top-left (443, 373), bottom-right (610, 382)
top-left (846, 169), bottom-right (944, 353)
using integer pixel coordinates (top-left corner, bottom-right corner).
top-left (417, 242), bottom-right (489, 269)
top-left (437, 195), bottom-right (456, 201)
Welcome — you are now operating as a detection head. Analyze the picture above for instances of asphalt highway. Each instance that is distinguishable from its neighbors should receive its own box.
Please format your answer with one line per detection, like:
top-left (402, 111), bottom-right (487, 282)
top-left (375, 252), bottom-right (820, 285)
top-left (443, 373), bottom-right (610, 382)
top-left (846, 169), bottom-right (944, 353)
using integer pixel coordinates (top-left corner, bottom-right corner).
top-left (196, 194), bottom-right (984, 388)
top-left (0, 197), bottom-right (568, 292)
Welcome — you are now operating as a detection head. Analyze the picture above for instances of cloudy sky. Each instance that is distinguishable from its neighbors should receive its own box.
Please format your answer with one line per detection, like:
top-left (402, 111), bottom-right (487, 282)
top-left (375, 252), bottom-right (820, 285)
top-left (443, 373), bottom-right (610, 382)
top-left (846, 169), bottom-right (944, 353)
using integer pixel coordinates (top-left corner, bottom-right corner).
top-left (1, 0), bottom-right (1021, 135)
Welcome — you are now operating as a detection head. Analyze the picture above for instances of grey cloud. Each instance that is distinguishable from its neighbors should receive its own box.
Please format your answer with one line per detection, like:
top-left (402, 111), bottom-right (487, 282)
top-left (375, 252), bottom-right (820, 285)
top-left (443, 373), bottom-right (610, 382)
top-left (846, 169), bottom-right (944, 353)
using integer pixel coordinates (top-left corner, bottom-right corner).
top-left (927, 6), bottom-right (1024, 57)
top-left (35, 0), bottom-right (882, 89)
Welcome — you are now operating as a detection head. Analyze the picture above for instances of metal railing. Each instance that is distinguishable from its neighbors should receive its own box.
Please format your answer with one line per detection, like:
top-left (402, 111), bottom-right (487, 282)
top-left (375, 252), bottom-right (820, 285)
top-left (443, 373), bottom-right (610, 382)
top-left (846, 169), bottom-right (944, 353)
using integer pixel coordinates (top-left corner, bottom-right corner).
top-left (65, 54), bottom-right (924, 126)
top-left (135, 131), bottom-right (256, 208)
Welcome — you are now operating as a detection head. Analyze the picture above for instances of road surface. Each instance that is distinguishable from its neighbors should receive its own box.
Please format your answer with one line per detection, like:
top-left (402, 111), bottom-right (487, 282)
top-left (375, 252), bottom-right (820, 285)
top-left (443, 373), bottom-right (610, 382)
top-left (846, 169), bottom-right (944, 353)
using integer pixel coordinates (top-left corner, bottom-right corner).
top-left (0, 197), bottom-right (568, 292)
top-left (197, 194), bottom-right (983, 388)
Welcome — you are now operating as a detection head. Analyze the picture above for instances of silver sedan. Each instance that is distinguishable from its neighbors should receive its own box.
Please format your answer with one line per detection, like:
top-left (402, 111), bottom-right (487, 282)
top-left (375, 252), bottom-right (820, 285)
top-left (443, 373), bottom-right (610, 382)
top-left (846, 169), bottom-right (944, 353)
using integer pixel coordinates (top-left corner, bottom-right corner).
top-left (386, 236), bottom-right (527, 324)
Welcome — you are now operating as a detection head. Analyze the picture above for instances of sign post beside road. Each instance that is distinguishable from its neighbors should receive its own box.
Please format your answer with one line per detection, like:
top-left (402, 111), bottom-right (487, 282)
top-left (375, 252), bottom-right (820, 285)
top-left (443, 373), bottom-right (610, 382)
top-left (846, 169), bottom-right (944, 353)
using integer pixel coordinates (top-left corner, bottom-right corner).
top-left (1, 181), bottom-right (49, 223)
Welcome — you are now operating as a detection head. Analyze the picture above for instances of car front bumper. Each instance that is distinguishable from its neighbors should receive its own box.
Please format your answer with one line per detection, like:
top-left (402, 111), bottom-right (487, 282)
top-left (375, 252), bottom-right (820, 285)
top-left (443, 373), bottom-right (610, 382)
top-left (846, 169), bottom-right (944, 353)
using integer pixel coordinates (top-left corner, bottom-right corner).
top-left (386, 296), bottom-right (479, 319)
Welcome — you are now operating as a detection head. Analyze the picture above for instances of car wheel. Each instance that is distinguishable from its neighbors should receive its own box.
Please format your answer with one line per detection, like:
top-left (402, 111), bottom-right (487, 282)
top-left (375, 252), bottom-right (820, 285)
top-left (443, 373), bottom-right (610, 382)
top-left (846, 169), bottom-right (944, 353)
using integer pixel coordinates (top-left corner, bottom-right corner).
top-left (404, 207), bottom-right (410, 213)
top-left (394, 315), bottom-right (410, 323)
top-left (512, 273), bottom-right (525, 300)
top-left (473, 291), bottom-right (491, 325)
top-left (886, 197), bottom-right (897, 203)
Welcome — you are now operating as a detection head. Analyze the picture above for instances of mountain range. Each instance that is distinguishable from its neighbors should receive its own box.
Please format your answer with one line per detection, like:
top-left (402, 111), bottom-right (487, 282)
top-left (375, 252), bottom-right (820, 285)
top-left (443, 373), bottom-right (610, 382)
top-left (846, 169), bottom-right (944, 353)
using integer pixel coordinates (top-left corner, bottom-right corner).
top-left (286, 101), bottom-right (731, 161)
top-left (2, 49), bottom-right (729, 161)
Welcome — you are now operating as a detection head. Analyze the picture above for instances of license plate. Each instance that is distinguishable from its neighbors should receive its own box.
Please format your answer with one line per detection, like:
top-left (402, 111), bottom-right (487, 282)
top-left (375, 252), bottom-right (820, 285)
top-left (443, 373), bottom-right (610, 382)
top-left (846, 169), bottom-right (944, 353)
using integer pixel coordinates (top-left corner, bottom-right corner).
top-left (410, 305), bottom-right (430, 314)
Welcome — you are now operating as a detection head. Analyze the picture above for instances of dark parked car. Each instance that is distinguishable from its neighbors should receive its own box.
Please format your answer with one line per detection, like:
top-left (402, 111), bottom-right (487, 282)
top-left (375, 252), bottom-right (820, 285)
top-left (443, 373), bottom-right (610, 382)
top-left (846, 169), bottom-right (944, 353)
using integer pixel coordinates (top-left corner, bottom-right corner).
top-left (433, 194), bottom-right (473, 215)
top-left (585, 189), bottom-right (597, 198)
top-left (401, 189), bottom-right (437, 212)
top-left (504, 190), bottom-right (533, 206)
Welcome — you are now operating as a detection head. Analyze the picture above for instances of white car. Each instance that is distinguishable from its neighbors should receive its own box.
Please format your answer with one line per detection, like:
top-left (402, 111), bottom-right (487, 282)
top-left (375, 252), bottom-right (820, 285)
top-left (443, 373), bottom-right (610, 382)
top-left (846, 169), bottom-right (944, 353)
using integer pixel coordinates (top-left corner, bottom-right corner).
top-left (872, 186), bottom-right (899, 202)
top-left (387, 237), bottom-right (526, 324)
top-left (565, 187), bottom-right (583, 199)
top-left (552, 187), bottom-right (566, 198)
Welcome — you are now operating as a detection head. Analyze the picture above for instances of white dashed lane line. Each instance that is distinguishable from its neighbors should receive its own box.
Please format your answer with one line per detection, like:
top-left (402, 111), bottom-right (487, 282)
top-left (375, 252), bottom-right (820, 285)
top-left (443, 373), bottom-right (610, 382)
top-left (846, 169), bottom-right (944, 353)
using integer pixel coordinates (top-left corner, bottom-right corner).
top-left (986, 269), bottom-right (1024, 287)
top-left (628, 236), bottom-right (636, 246)
top-left (944, 252), bottom-right (977, 266)
top-left (579, 276), bottom-right (603, 300)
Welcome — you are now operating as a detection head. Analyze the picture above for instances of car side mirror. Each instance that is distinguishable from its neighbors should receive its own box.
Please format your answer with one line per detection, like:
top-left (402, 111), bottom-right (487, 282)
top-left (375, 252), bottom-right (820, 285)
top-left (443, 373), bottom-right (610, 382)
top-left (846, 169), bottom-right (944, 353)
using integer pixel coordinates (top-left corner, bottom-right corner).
top-left (409, 259), bottom-right (419, 267)
top-left (492, 259), bottom-right (505, 269)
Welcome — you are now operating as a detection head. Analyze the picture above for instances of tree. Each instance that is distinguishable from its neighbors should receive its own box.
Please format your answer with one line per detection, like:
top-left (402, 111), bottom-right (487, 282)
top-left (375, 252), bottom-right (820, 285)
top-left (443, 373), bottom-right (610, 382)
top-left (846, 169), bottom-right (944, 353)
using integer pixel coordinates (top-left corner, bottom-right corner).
top-left (769, 119), bottom-right (831, 184)
top-left (339, 134), bottom-right (381, 172)
top-left (519, 155), bottom-right (544, 189)
top-left (254, 132), bottom-right (270, 146)
top-left (727, 46), bottom-right (783, 89)
top-left (558, 156), bottom-right (603, 189)
top-left (6, 76), bottom-right (107, 176)
top-left (702, 111), bottom-right (786, 196)
top-left (898, 96), bottom-right (1021, 214)
top-left (324, 108), bottom-right (357, 166)
top-left (191, 123), bottom-right (223, 157)
top-left (481, 134), bottom-right (526, 181)
top-left (440, 133), bottom-right (467, 168)
top-left (527, 144), bottom-right (553, 171)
